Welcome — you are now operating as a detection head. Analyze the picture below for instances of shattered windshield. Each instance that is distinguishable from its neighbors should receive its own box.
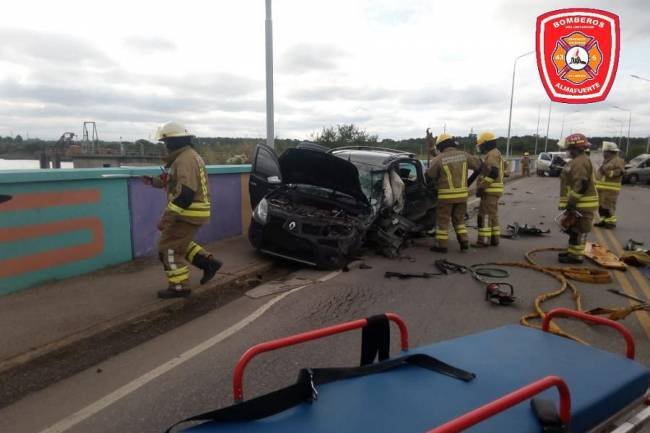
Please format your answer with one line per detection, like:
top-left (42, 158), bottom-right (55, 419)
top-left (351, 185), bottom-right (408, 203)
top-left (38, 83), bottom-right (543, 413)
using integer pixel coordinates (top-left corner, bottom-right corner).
top-left (354, 162), bottom-right (385, 209)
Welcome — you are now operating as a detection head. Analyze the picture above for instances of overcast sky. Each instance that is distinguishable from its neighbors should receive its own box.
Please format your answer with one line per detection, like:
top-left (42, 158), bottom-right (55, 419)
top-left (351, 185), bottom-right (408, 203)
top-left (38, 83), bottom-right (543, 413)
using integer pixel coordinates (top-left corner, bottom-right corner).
top-left (1, 0), bottom-right (649, 142)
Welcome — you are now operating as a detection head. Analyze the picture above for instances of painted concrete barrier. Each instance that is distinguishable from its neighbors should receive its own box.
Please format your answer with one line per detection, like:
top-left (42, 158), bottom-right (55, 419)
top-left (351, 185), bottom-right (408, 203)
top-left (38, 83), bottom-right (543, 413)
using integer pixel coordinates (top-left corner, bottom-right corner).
top-left (0, 165), bottom-right (251, 296)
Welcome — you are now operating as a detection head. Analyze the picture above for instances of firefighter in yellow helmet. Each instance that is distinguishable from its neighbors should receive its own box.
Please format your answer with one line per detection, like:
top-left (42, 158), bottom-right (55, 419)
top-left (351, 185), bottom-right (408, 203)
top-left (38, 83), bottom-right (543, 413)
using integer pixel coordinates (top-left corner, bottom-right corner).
top-left (594, 141), bottom-right (625, 229)
top-left (521, 152), bottom-right (531, 177)
top-left (142, 121), bottom-right (222, 298)
top-left (557, 133), bottom-right (599, 264)
top-left (426, 133), bottom-right (482, 252)
top-left (474, 132), bottom-right (505, 247)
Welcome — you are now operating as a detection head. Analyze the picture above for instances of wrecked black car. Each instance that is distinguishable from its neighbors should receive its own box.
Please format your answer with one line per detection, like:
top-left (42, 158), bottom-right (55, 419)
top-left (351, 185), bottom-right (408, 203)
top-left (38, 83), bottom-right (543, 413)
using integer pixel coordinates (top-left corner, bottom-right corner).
top-left (248, 144), bottom-right (436, 269)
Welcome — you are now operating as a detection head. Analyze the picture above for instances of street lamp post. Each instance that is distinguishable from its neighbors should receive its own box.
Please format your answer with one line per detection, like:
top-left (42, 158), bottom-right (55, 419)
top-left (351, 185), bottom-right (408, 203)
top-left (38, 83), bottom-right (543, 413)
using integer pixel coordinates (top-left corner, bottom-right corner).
top-left (613, 106), bottom-right (632, 157)
top-left (630, 74), bottom-right (650, 154)
top-left (505, 50), bottom-right (534, 157)
top-left (544, 101), bottom-right (552, 152)
top-left (534, 104), bottom-right (541, 155)
top-left (265, 0), bottom-right (275, 149)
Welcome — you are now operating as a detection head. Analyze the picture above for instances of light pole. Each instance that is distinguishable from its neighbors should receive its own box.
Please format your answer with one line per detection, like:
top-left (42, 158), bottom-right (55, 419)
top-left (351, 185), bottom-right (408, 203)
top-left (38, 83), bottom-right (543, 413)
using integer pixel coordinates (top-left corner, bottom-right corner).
top-left (559, 109), bottom-right (580, 140)
top-left (613, 105), bottom-right (632, 157)
top-left (505, 50), bottom-right (534, 157)
top-left (630, 75), bottom-right (650, 153)
top-left (544, 101), bottom-right (552, 152)
top-left (265, 0), bottom-right (275, 149)
top-left (534, 104), bottom-right (541, 155)
top-left (609, 118), bottom-right (625, 146)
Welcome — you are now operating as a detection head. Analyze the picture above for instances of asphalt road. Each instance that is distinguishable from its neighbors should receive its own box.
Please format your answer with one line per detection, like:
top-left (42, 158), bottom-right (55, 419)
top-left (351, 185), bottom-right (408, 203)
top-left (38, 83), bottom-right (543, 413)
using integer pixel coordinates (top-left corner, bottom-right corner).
top-left (2, 173), bottom-right (649, 433)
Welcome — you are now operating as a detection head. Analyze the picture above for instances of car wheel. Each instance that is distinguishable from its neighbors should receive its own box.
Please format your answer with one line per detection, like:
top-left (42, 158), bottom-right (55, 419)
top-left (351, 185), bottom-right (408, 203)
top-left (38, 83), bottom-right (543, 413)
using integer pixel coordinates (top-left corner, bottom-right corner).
top-left (628, 174), bottom-right (639, 185)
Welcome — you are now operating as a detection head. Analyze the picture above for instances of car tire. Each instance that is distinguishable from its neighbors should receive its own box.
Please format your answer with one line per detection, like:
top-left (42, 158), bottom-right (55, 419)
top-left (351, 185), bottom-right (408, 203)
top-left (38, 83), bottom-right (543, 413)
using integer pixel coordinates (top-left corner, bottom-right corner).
top-left (628, 174), bottom-right (639, 185)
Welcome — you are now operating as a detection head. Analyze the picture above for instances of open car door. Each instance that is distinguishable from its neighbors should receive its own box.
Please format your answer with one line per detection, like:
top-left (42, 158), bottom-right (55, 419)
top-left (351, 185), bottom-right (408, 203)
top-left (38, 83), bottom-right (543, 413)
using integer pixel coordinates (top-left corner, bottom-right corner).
top-left (250, 144), bottom-right (282, 209)
top-left (398, 160), bottom-right (432, 222)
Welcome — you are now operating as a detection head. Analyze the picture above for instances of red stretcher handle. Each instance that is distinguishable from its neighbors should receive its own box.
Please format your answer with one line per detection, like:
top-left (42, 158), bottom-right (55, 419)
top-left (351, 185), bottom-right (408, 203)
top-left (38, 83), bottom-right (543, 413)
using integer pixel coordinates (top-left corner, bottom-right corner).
top-left (427, 375), bottom-right (571, 433)
top-left (232, 313), bottom-right (408, 402)
top-left (542, 308), bottom-right (635, 359)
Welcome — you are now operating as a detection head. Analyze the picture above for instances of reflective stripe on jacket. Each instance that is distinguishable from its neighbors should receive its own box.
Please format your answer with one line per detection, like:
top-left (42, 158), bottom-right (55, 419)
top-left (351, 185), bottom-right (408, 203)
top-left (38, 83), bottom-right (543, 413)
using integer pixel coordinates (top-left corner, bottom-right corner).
top-left (595, 156), bottom-right (625, 193)
top-left (427, 148), bottom-right (482, 203)
top-left (165, 146), bottom-right (211, 223)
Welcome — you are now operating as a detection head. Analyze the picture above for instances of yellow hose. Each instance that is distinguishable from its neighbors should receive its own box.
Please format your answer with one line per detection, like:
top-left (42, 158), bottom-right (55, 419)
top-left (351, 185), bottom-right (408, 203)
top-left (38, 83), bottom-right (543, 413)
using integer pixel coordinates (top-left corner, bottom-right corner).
top-left (492, 247), bottom-right (612, 344)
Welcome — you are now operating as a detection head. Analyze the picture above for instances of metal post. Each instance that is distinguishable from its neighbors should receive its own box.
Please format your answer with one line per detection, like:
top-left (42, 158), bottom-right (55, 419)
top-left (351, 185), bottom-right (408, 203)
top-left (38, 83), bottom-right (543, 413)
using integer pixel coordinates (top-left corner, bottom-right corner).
top-left (559, 114), bottom-right (565, 141)
top-left (534, 105), bottom-right (540, 155)
top-left (505, 50), bottom-right (533, 158)
top-left (265, 0), bottom-right (275, 149)
top-left (646, 136), bottom-right (649, 154)
top-left (626, 111), bottom-right (631, 157)
top-left (544, 101), bottom-right (552, 152)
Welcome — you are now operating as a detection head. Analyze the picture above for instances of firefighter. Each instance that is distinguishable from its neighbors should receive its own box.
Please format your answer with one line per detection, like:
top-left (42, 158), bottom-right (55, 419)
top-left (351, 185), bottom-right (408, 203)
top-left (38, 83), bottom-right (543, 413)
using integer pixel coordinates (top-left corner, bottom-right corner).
top-left (557, 133), bottom-right (599, 264)
top-left (474, 131), bottom-right (504, 247)
top-left (143, 121), bottom-right (222, 298)
top-left (426, 133), bottom-right (482, 253)
top-left (521, 152), bottom-right (531, 176)
top-left (594, 141), bottom-right (625, 229)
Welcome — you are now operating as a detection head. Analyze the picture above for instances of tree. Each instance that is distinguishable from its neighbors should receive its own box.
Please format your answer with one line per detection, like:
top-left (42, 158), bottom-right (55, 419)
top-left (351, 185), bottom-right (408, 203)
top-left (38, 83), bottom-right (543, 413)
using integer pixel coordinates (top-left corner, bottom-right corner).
top-left (312, 124), bottom-right (378, 148)
top-left (14, 135), bottom-right (23, 143)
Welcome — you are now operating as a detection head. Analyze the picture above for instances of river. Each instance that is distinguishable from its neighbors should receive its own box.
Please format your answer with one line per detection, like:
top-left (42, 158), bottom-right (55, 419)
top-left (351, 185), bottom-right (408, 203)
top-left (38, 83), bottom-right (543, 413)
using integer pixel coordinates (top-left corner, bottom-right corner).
top-left (0, 159), bottom-right (74, 170)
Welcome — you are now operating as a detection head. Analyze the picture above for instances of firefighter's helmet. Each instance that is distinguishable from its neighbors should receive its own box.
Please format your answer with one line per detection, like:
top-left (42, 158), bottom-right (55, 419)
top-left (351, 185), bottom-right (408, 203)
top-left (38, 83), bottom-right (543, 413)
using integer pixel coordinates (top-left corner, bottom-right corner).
top-left (563, 133), bottom-right (590, 150)
top-left (602, 141), bottom-right (619, 152)
top-left (154, 121), bottom-right (194, 141)
top-left (476, 131), bottom-right (497, 147)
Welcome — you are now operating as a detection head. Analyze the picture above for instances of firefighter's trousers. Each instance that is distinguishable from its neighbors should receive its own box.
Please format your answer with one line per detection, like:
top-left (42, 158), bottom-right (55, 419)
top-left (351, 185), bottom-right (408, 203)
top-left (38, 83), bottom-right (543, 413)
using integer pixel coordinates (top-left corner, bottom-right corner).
top-left (477, 194), bottom-right (500, 246)
top-left (158, 214), bottom-right (211, 289)
top-left (435, 201), bottom-right (468, 249)
top-left (598, 190), bottom-right (619, 226)
top-left (567, 210), bottom-right (594, 259)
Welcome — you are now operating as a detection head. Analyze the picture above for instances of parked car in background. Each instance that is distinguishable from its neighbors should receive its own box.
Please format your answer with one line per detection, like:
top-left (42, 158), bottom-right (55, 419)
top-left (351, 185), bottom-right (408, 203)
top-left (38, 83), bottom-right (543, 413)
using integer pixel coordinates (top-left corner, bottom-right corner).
top-left (248, 144), bottom-right (436, 269)
top-left (537, 151), bottom-right (570, 177)
top-left (623, 154), bottom-right (650, 184)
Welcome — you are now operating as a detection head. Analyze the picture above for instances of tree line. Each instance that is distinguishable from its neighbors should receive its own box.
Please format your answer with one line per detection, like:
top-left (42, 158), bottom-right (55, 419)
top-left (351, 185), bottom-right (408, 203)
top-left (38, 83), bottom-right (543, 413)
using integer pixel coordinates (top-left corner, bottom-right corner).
top-left (1, 125), bottom-right (648, 164)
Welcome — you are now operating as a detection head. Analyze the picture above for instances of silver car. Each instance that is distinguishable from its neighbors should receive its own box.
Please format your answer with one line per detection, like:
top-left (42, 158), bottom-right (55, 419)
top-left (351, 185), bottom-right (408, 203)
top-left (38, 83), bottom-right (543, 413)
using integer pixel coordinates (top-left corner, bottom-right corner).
top-left (536, 152), bottom-right (570, 177)
top-left (623, 154), bottom-right (650, 184)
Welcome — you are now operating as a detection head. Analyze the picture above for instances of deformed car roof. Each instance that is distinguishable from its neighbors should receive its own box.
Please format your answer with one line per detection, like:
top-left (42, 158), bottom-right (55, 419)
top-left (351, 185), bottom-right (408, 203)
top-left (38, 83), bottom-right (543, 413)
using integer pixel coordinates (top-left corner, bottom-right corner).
top-left (330, 148), bottom-right (415, 167)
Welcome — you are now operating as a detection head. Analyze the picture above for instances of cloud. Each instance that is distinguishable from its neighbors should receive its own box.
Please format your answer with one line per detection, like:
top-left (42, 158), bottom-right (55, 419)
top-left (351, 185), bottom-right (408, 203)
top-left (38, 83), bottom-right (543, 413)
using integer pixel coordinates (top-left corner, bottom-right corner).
top-left (279, 44), bottom-right (349, 74)
top-left (0, 28), bottom-right (114, 69)
top-left (123, 35), bottom-right (176, 54)
top-left (289, 84), bottom-right (395, 102)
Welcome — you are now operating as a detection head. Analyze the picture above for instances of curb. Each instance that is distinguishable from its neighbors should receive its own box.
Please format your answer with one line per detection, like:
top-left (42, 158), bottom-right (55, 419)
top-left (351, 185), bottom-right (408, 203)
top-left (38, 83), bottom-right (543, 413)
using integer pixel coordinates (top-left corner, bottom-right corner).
top-left (0, 260), bottom-right (274, 375)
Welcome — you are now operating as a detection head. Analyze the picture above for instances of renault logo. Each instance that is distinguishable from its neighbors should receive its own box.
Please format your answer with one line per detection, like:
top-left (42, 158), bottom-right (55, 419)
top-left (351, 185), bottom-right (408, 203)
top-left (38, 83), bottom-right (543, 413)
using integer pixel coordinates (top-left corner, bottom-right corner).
top-left (288, 221), bottom-right (297, 231)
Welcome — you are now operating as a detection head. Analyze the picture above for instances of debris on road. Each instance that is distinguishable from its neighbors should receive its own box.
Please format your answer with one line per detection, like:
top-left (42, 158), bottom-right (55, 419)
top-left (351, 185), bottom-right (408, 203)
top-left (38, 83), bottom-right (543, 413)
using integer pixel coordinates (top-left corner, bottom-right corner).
top-left (584, 242), bottom-right (627, 270)
top-left (624, 239), bottom-right (645, 252)
top-left (384, 271), bottom-right (441, 279)
top-left (503, 222), bottom-right (550, 239)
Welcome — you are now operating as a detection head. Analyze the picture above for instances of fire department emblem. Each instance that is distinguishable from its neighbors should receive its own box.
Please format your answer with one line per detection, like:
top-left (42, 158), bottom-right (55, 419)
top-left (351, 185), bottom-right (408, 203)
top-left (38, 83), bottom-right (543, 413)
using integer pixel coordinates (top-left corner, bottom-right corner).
top-left (536, 9), bottom-right (620, 104)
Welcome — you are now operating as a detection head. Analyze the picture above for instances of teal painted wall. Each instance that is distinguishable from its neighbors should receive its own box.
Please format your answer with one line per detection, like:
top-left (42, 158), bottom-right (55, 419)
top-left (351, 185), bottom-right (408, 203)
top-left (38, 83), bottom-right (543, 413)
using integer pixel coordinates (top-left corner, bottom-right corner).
top-left (0, 165), bottom-right (251, 296)
top-left (0, 179), bottom-right (132, 295)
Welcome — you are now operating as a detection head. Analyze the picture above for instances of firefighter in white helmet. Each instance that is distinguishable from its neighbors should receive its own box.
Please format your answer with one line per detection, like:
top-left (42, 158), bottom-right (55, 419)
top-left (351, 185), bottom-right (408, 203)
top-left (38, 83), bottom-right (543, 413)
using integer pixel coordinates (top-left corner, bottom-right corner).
top-left (142, 121), bottom-right (222, 298)
top-left (594, 141), bottom-right (625, 229)
top-left (557, 133), bottom-right (598, 264)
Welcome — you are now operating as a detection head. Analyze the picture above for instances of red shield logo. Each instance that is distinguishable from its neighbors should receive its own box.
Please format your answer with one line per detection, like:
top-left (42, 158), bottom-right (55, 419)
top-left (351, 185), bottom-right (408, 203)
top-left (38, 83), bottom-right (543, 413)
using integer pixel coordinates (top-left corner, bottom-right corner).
top-left (536, 8), bottom-right (620, 104)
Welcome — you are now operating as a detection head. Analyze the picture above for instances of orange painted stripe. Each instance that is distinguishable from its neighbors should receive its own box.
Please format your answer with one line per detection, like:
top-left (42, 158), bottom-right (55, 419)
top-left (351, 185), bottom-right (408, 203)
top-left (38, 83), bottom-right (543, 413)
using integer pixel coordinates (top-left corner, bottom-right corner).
top-left (0, 217), bottom-right (104, 278)
top-left (0, 189), bottom-right (100, 212)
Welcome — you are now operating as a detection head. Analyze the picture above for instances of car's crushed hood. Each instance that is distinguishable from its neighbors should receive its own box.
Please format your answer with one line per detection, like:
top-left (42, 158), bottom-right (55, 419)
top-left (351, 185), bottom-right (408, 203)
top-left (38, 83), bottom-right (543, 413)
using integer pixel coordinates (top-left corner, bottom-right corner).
top-left (279, 148), bottom-right (368, 204)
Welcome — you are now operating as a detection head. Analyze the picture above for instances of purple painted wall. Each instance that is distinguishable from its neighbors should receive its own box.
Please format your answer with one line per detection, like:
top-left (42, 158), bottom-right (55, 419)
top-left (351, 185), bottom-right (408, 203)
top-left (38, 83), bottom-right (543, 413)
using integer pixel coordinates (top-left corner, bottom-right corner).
top-left (128, 173), bottom-right (242, 257)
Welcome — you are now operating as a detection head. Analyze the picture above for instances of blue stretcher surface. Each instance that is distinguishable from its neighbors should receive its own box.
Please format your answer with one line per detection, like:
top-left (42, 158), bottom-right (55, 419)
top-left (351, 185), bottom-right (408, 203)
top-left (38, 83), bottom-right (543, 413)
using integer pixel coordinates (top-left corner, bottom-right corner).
top-left (186, 325), bottom-right (650, 433)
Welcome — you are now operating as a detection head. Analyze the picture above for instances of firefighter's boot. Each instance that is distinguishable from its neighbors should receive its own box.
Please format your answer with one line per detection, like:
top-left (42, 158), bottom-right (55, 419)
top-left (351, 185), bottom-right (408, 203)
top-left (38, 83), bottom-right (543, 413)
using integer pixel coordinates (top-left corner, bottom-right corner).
top-left (192, 254), bottom-right (222, 285)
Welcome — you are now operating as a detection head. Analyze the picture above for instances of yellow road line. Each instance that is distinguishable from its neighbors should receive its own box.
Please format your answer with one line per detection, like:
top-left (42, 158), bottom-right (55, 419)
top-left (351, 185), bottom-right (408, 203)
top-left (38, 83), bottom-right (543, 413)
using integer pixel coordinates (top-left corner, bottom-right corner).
top-left (602, 228), bottom-right (650, 300)
top-left (593, 227), bottom-right (650, 338)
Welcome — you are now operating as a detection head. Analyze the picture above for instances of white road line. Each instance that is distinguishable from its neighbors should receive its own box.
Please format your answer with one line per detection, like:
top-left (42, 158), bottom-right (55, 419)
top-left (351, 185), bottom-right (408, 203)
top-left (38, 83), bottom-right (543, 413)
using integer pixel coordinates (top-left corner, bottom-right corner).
top-left (38, 270), bottom-right (341, 433)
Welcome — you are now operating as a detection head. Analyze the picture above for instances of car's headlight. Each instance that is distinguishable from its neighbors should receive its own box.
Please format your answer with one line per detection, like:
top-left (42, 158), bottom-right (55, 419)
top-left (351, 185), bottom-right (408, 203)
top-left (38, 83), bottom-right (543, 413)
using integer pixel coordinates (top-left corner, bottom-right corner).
top-left (253, 198), bottom-right (269, 225)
